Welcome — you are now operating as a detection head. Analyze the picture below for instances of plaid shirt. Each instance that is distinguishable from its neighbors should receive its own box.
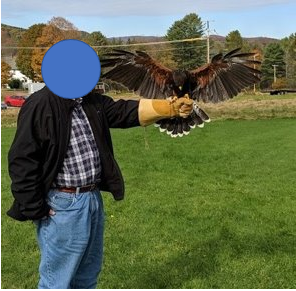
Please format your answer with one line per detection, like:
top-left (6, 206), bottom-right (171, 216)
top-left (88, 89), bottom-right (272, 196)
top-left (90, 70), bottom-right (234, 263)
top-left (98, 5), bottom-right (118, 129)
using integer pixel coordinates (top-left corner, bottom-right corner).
top-left (54, 99), bottom-right (101, 187)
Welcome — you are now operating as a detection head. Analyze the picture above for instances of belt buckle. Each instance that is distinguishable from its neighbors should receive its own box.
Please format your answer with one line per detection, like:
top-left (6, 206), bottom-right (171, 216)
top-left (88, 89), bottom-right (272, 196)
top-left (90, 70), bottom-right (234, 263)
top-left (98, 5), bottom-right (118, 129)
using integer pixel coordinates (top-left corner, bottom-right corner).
top-left (90, 184), bottom-right (96, 191)
top-left (74, 183), bottom-right (97, 194)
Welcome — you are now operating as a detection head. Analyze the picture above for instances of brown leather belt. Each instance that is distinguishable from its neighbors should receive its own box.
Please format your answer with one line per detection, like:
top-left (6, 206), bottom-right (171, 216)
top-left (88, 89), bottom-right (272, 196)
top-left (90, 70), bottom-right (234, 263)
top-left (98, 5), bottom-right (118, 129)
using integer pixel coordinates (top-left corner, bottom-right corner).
top-left (56, 184), bottom-right (97, 194)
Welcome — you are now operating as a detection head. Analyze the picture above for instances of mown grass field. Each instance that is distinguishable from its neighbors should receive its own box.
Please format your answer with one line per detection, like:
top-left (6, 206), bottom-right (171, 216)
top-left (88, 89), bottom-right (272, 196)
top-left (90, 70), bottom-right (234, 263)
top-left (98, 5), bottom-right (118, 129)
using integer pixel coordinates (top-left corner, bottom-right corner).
top-left (1, 93), bottom-right (296, 288)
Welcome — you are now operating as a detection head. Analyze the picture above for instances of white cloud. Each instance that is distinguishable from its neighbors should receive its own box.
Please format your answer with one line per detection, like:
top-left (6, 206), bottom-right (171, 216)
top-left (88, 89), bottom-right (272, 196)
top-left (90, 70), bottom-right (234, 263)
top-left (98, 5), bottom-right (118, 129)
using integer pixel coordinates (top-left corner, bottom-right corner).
top-left (2, 0), bottom-right (294, 17)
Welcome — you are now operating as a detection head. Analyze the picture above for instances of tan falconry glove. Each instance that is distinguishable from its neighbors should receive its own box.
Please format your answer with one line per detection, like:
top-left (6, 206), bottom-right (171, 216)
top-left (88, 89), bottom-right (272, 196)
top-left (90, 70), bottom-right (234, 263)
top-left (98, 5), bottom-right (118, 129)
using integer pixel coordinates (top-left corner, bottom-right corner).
top-left (138, 97), bottom-right (194, 126)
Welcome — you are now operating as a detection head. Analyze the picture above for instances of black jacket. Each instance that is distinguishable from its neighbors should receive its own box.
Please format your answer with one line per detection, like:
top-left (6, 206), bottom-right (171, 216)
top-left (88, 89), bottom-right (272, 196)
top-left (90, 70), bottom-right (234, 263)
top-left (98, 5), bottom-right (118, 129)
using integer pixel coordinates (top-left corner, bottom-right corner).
top-left (7, 87), bottom-right (140, 221)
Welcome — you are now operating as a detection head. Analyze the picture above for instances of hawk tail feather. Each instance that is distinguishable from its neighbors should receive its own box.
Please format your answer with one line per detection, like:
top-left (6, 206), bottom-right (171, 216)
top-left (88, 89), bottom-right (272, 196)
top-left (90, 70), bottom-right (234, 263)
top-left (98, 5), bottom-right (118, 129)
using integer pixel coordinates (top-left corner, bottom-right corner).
top-left (154, 102), bottom-right (210, 137)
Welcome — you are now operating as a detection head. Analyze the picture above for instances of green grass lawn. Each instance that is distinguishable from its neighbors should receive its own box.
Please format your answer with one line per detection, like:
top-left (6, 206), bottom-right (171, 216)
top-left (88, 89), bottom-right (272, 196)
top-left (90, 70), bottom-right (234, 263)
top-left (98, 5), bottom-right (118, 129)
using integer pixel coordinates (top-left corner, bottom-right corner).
top-left (1, 119), bottom-right (296, 289)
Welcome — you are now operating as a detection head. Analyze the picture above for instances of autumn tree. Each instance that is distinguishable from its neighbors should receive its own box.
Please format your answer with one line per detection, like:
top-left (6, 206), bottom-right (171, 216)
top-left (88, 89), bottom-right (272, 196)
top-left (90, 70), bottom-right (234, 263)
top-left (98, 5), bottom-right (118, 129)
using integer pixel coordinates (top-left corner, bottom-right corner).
top-left (31, 25), bottom-right (64, 81)
top-left (48, 16), bottom-right (81, 40)
top-left (16, 23), bottom-right (46, 80)
top-left (1, 61), bottom-right (12, 87)
top-left (166, 13), bottom-right (206, 69)
top-left (31, 17), bottom-right (79, 81)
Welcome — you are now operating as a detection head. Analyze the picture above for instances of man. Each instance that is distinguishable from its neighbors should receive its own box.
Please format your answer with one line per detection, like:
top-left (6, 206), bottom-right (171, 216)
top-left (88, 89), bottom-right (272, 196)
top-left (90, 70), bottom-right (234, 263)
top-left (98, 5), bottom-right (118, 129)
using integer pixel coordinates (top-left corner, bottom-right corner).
top-left (7, 86), bottom-right (193, 289)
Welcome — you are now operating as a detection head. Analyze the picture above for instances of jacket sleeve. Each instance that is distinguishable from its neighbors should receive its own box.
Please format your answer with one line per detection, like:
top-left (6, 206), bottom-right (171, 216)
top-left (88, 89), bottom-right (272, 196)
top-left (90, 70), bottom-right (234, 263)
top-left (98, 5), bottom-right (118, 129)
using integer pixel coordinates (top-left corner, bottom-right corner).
top-left (7, 100), bottom-right (50, 221)
top-left (100, 95), bottom-right (140, 128)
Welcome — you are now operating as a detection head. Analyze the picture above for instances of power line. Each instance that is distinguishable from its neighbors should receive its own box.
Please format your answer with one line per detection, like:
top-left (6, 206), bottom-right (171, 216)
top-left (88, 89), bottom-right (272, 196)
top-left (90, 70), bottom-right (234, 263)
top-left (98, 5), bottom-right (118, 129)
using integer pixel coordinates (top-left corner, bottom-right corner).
top-left (146, 44), bottom-right (208, 53)
top-left (1, 37), bottom-right (207, 50)
top-left (93, 37), bottom-right (206, 48)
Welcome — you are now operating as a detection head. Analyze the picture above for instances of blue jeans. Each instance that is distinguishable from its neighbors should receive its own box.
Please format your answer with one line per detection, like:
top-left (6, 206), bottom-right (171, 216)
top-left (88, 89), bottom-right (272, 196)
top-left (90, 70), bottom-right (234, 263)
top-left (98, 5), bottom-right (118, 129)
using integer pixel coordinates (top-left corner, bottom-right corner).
top-left (35, 189), bottom-right (104, 289)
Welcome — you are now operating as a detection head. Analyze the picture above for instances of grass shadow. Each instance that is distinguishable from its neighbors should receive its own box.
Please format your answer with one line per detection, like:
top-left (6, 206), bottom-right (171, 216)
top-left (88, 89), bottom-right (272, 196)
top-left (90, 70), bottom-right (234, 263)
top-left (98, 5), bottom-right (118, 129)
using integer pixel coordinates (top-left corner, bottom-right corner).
top-left (136, 226), bottom-right (296, 289)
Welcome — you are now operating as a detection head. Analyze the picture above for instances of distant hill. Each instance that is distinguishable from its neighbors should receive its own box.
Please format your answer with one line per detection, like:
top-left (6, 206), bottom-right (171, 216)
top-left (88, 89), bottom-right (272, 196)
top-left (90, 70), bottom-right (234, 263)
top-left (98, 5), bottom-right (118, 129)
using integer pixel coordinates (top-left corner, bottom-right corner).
top-left (1, 23), bottom-right (26, 41)
top-left (210, 34), bottom-right (279, 45)
top-left (107, 35), bottom-right (164, 43)
top-left (1, 24), bottom-right (26, 46)
top-left (1, 24), bottom-right (26, 57)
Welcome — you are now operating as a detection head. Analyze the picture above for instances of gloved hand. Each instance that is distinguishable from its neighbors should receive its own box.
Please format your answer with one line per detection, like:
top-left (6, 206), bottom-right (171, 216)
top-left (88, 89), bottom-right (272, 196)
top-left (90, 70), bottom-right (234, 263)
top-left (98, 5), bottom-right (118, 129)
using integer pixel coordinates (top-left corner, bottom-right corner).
top-left (138, 96), bottom-right (193, 126)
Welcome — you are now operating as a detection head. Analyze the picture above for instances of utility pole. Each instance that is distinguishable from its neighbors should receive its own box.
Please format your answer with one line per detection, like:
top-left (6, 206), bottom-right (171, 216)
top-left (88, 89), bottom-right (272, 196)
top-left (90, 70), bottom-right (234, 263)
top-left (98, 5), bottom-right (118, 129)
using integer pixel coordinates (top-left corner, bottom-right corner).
top-left (206, 21), bottom-right (210, 63)
top-left (253, 55), bottom-right (257, 93)
top-left (205, 20), bottom-right (215, 63)
top-left (272, 64), bottom-right (278, 83)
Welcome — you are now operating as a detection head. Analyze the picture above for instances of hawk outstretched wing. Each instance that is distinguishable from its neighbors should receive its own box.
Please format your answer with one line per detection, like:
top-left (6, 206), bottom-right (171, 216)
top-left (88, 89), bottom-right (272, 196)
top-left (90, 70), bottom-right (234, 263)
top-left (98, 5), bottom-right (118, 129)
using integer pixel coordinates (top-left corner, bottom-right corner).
top-left (101, 48), bottom-right (261, 137)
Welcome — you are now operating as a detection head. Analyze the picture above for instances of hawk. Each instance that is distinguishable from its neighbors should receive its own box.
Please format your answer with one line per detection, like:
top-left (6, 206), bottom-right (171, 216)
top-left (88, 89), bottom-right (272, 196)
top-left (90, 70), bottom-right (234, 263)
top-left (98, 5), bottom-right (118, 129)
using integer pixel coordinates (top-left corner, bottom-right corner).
top-left (101, 48), bottom-right (261, 137)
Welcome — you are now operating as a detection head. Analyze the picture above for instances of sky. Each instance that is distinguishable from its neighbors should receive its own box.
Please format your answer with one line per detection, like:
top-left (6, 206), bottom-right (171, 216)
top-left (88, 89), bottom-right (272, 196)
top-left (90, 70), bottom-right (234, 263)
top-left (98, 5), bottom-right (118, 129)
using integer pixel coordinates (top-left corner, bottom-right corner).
top-left (1, 0), bottom-right (296, 39)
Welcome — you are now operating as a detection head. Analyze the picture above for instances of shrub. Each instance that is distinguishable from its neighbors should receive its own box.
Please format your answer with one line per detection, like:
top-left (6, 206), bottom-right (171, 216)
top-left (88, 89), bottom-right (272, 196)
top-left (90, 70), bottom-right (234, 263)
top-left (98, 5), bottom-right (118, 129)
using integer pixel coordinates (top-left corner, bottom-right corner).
top-left (8, 79), bottom-right (22, 89)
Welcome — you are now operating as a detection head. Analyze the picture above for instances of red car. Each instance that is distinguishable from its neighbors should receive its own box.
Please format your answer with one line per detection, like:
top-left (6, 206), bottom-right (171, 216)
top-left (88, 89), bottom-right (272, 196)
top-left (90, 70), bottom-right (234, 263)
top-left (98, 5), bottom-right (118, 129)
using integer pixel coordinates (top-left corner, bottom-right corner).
top-left (4, 95), bottom-right (26, 107)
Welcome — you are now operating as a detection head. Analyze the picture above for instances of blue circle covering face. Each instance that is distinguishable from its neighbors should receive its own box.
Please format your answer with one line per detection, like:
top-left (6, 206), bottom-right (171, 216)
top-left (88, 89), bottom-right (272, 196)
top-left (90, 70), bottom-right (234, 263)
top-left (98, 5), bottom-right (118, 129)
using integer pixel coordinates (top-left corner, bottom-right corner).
top-left (41, 39), bottom-right (101, 99)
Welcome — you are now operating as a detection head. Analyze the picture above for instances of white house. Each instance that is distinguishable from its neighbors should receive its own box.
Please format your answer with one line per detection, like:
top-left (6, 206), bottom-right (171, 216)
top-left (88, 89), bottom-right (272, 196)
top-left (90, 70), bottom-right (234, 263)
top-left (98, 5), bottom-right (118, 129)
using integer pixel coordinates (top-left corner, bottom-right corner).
top-left (10, 69), bottom-right (33, 89)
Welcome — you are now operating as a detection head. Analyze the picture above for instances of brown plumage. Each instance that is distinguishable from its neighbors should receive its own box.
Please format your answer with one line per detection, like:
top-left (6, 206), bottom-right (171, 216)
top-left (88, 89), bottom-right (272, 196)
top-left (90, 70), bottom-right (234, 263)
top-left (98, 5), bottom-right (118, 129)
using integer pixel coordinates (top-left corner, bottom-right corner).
top-left (101, 48), bottom-right (261, 137)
